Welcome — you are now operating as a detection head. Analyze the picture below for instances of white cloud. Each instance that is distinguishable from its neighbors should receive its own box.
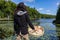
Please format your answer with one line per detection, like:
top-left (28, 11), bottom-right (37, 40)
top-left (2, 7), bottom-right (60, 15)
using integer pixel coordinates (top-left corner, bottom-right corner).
top-left (46, 13), bottom-right (52, 14)
top-left (23, 0), bottom-right (35, 2)
top-left (24, 3), bottom-right (27, 5)
top-left (46, 10), bottom-right (51, 12)
top-left (56, 2), bottom-right (60, 6)
top-left (37, 8), bottom-right (44, 11)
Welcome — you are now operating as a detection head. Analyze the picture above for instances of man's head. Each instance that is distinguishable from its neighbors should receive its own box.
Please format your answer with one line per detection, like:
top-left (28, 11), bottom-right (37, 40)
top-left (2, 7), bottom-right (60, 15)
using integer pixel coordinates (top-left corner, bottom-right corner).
top-left (17, 2), bottom-right (25, 8)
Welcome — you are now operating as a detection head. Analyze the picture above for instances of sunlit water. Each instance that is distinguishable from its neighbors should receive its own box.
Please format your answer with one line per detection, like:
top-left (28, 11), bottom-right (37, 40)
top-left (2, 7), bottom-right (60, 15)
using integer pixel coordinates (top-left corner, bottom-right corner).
top-left (31, 18), bottom-right (59, 40)
top-left (0, 18), bottom-right (59, 40)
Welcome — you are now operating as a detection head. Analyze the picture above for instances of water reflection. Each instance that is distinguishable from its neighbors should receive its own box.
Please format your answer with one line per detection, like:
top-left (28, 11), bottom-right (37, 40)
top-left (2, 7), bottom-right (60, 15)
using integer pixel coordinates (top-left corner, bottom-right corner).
top-left (32, 19), bottom-right (59, 40)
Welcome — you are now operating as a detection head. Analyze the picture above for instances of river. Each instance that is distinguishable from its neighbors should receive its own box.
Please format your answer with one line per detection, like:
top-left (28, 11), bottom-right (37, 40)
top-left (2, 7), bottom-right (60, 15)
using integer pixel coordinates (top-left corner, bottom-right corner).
top-left (0, 18), bottom-right (59, 40)
top-left (31, 18), bottom-right (59, 40)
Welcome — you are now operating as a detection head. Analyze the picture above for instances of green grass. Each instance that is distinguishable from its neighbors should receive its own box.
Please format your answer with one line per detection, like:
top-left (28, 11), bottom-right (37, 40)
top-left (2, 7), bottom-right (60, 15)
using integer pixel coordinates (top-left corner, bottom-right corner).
top-left (55, 24), bottom-right (60, 37)
top-left (56, 24), bottom-right (60, 27)
top-left (0, 22), bottom-right (14, 39)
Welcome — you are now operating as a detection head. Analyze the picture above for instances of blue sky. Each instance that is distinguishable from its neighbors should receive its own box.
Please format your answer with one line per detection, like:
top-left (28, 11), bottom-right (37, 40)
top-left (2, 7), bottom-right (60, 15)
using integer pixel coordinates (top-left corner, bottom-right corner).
top-left (11, 0), bottom-right (60, 15)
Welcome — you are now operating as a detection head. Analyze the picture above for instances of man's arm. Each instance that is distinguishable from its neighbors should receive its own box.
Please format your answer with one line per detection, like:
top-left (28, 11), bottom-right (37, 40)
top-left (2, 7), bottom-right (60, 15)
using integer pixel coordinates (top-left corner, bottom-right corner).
top-left (25, 14), bottom-right (35, 30)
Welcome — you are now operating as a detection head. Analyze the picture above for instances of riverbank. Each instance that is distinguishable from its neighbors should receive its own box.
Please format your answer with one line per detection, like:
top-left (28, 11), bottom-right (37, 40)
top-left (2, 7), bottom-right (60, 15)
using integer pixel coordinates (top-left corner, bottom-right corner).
top-left (55, 24), bottom-right (60, 37)
top-left (0, 23), bottom-right (14, 39)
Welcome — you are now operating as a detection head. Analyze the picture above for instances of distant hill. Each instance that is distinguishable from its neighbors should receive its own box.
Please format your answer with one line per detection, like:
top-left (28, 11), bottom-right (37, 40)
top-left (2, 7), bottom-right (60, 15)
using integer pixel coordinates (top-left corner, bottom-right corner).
top-left (40, 14), bottom-right (56, 19)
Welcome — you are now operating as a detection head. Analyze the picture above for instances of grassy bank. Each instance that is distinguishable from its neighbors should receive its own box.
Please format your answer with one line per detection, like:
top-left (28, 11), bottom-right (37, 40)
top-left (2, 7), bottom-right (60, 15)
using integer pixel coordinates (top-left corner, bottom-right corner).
top-left (56, 24), bottom-right (60, 27)
top-left (0, 22), bottom-right (14, 39)
top-left (55, 24), bottom-right (60, 37)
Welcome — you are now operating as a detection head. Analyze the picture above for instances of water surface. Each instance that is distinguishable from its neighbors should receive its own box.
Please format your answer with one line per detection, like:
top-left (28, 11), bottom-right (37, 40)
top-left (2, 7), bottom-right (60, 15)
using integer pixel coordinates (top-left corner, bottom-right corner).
top-left (0, 18), bottom-right (59, 40)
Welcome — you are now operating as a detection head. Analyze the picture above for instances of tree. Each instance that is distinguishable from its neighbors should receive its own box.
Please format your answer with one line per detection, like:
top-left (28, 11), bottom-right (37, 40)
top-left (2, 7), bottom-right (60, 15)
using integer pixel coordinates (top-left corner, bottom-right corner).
top-left (56, 4), bottom-right (60, 24)
top-left (0, 0), bottom-right (16, 18)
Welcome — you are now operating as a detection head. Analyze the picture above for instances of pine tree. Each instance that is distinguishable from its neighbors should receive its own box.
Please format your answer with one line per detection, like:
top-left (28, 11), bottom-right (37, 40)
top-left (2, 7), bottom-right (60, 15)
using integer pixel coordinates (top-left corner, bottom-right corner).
top-left (56, 4), bottom-right (60, 24)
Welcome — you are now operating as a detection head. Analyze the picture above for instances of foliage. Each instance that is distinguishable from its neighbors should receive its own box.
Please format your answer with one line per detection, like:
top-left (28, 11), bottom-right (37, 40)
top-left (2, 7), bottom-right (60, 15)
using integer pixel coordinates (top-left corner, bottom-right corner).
top-left (0, 0), bottom-right (16, 18)
top-left (40, 14), bottom-right (55, 18)
top-left (26, 7), bottom-right (40, 20)
top-left (0, 0), bottom-right (40, 19)
top-left (55, 4), bottom-right (60, 24)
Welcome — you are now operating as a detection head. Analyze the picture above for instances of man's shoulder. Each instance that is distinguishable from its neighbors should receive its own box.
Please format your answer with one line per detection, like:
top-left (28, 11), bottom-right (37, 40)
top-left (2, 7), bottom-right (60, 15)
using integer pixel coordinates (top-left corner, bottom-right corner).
top-left (25, 13), bottom-right (29, 15)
